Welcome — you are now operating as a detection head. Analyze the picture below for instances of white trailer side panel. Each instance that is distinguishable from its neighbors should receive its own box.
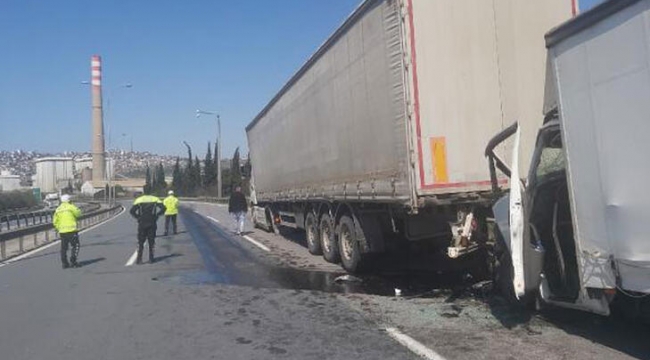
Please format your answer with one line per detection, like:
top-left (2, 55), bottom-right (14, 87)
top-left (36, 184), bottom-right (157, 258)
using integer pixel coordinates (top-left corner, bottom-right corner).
top-left (550, 0), bottom-right (650, 292)
top-left (247, 0), bottom-right (411, 203)
top-left (407, 0), bottom-right (573, 195)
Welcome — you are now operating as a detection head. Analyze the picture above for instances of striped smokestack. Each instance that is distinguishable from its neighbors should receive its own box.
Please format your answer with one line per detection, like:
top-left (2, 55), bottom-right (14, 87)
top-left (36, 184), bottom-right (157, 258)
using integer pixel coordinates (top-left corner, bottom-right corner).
top-left (91, 55), bottom-right (105, 182)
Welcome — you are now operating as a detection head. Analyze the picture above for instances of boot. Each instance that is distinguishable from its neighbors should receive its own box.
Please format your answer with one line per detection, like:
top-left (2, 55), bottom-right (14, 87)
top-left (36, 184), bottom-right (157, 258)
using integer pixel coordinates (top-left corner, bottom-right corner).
top-left (136, 249), bottom-right (143, 265)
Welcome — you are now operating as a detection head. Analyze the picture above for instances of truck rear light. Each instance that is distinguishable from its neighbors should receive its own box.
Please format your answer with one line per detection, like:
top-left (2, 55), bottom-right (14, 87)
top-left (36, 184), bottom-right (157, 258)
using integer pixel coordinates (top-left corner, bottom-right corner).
top-left (604, 288), bottom-right (617, 296)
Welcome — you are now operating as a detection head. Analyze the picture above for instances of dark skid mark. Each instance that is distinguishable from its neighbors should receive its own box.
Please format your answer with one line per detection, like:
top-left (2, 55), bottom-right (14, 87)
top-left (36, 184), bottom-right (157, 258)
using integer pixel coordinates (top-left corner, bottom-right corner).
top-left (172, 208), bottom-right (467, 297)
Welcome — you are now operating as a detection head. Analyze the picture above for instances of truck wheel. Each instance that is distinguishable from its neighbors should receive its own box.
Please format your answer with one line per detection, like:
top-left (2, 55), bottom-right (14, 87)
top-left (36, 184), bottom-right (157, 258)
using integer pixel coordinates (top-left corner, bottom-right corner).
top-left (319, 214), bottom-right (339, 263)
top-left (338, 215), bottom-right (364, 273)
top-left (305, 212), bottom-right (322, 255)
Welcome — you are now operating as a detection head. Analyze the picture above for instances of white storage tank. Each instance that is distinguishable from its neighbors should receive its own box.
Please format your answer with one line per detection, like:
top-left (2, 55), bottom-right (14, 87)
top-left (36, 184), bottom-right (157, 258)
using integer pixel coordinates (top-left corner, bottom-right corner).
top-left (34, 157), bottom-right (74, 193)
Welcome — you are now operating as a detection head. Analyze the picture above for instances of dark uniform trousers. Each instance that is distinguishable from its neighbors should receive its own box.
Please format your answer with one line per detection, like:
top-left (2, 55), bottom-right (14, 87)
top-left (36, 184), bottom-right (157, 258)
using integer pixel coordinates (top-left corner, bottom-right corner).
top-left (164, 214), bottom-right (177, 235)
top-left (60, 232), bottom-right (80, 266)
top-left (137, 225), bottom-right (157, 263)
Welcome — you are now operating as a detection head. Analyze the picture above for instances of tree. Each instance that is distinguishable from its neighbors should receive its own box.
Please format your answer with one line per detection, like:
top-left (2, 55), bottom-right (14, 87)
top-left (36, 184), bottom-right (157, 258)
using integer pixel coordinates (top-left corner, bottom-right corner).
top-left (204, 142), bottom-right (215, 187)
top-left (172, 157), bottom-right (182, 194)
top-left (221, 168), bottom-right (232, 197)
top-left (183, 142), bottom-right (196, 196)
top-left (154, 162), bottom-right (166, 194)
top-left (145, 165), bottom-right (152, 191)
top-left (241, 154), bottom-right (252, 196)
top-left (0, 190), bottom-right (37, 212)
top-left (193, 156), bottom-right (202, 193)
top-left (230, 147), bottom-right (242, 192)
top-left (242, 153), bottom-right (252, 178)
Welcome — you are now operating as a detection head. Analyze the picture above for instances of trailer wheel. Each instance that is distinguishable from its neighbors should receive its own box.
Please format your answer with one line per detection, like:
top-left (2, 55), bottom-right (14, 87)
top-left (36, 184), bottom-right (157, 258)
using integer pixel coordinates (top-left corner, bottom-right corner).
top-left (319, 214), bottom-right (339, 263)
top-left (305, 212), bottom-right (322, 255)
top-left (338, 215), bottom-right (364, 273)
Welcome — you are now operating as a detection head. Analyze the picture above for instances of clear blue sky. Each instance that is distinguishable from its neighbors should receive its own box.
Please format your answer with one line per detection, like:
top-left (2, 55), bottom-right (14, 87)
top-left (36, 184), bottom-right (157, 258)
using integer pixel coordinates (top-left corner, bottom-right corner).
top-left (0, 0), bottom-right (360, 157)
top-left (0, 0), bottom-right (605, 158)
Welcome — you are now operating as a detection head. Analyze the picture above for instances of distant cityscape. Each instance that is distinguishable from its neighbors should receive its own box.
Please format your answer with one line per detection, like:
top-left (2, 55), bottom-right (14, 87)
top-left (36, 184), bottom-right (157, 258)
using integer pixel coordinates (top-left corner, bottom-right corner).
top-left (0, 150), bottom-right (180, 187)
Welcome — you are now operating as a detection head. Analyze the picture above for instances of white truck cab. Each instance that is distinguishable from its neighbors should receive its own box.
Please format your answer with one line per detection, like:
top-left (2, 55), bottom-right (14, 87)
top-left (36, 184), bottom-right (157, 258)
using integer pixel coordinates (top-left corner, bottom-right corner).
top-left (487, 0), bottom-right (650, 316)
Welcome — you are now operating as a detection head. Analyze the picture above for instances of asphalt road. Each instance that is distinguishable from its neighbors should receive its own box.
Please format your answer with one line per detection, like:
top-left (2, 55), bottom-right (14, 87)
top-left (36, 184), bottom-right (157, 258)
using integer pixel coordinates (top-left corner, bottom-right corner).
top-left (1, 201), bottom-right (649, 360)
top-left (0, 203), bottom-right (418, 360)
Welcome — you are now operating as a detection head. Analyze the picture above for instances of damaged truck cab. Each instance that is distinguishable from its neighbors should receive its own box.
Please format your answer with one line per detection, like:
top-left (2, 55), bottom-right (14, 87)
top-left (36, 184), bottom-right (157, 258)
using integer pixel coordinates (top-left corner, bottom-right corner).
top-left (487, 0), bottom-right (650, 316)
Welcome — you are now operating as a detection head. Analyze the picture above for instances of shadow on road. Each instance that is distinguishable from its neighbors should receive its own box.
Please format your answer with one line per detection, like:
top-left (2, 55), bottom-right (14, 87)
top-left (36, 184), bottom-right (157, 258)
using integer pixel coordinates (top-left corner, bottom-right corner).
top-left (160, 231), bottom-right (188, 236)
top-left (538, 306), bottom-right (650, 360)
top-left (76, 257), bottom-right (105, 267)
top-left (154, 253), bottom-right (183, 263)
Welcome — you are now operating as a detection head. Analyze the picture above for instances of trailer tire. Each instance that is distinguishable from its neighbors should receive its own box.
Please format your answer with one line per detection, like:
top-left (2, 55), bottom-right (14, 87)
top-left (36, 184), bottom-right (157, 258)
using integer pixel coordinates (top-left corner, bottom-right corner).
top-left (338, 215), bottom-right (365, 273)
top-left (319, 214), bottom-right (339, 263)
top-left (305, 212), bottom-right (322, 255)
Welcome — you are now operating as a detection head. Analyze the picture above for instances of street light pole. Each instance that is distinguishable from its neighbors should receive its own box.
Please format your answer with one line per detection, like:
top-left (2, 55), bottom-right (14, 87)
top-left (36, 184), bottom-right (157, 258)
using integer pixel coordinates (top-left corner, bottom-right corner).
top-left (196, 110), bottom-right (222, 198)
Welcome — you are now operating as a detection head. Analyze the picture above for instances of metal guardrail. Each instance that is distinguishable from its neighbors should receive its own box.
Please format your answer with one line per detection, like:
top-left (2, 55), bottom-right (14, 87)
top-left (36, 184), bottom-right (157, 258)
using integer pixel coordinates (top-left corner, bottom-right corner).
top-left (0, 205), bottom-right (122, 261)
top-left (0, 203), bottom-right (101, 232)
top-left (178, 196), bottom-right (229, 204)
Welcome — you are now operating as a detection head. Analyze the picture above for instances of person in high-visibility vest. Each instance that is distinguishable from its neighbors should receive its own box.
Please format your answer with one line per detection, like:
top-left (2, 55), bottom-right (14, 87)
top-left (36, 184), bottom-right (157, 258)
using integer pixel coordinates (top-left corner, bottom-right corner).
top-left (129, 187), bottom-right (166, 264)
top-left (53, 194), bottom-right (82, 269)
top-left (163, 190), bottom-right (179, 236)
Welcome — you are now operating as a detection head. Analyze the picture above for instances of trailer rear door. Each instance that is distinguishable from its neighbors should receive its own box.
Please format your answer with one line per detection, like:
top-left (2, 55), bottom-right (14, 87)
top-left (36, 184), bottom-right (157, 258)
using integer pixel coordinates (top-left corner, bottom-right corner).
top-left (404, 0), bottom-right (573, 196)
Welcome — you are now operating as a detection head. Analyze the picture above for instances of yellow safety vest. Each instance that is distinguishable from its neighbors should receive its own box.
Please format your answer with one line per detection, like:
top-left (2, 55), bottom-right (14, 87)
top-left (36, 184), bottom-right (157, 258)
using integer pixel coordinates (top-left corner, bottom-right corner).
top-left (133, 194), bottom-right (163, 205)
top-left (53, 202), bottom-right (82, 234)
top-left (163, 195), bottom-right (179, 215)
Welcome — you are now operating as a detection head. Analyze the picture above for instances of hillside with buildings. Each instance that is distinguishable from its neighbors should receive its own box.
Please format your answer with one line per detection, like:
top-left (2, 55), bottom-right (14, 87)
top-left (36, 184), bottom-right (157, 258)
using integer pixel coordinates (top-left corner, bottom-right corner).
top-left (0, 150), bottom-right (179, 192)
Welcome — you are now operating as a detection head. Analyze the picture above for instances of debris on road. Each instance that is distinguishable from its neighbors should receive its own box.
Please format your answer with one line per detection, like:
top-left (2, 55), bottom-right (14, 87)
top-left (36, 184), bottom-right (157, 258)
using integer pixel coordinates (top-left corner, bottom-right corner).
top-left (335, 274), bottom-right (362, 283)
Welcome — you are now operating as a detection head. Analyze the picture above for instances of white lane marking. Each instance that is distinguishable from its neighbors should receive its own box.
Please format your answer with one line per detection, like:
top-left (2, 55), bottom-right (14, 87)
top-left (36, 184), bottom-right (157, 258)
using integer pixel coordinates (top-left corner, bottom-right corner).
top-left (125, 250), bottom-right (138, 266)
top-left (385, 328), bottom-right (447, 360)
top-left (202, 212), bottom-right (268, 252)
top-left (242, 235), bottom-right (270, 252)
top-left (0, 206), bottom-right (126, 268)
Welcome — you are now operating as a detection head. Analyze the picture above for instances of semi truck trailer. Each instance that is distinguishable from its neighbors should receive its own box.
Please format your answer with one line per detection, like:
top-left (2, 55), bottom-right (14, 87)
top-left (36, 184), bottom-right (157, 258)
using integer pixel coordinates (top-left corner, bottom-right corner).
top-left (487, 0), bottom-right (650, 316)
top-left (247, 0), bottom-right (574, 273)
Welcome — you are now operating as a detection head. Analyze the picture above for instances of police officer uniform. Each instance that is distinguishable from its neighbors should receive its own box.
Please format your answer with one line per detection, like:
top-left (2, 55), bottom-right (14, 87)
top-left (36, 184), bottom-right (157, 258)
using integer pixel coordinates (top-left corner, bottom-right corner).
top-left (163, 190), bottom-right (179, 235)
top-left (53, 194), bottom-right (82, 268)
top-left (130, 191), bottom-right (166, 264)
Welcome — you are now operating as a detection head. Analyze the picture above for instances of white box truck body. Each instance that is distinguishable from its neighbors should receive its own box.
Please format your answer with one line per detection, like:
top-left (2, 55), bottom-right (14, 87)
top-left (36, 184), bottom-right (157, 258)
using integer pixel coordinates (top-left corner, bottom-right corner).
top-left (489, 0), bottom-right (650, 315)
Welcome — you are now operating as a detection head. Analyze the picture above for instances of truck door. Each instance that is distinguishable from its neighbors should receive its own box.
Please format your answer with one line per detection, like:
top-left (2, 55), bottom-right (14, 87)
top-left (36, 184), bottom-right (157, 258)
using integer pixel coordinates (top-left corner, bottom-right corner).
top-left (508, 126), bottom-right (528, 298)
top-left (486, 122), bottom-right (545, 299)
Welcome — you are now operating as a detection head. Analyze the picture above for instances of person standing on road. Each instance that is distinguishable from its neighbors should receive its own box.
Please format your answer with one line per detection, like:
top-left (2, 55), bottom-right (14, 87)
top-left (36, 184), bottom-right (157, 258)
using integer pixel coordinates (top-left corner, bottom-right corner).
top-left (129, 186), bottom-right (166, 264)
top-left (53, 194), bottom-right (82, 269)
top-left (163, 190), bottom-right (179, 236)
top-left (228, 186), bottom-right (248, 235)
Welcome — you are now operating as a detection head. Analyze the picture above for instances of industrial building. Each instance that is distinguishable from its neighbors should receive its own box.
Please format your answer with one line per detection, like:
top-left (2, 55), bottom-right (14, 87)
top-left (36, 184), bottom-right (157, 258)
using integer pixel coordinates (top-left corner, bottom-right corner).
top-left (0, 171), bottom-right (22, 192)
top-left (34, 157), bottom-right (74, 193)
